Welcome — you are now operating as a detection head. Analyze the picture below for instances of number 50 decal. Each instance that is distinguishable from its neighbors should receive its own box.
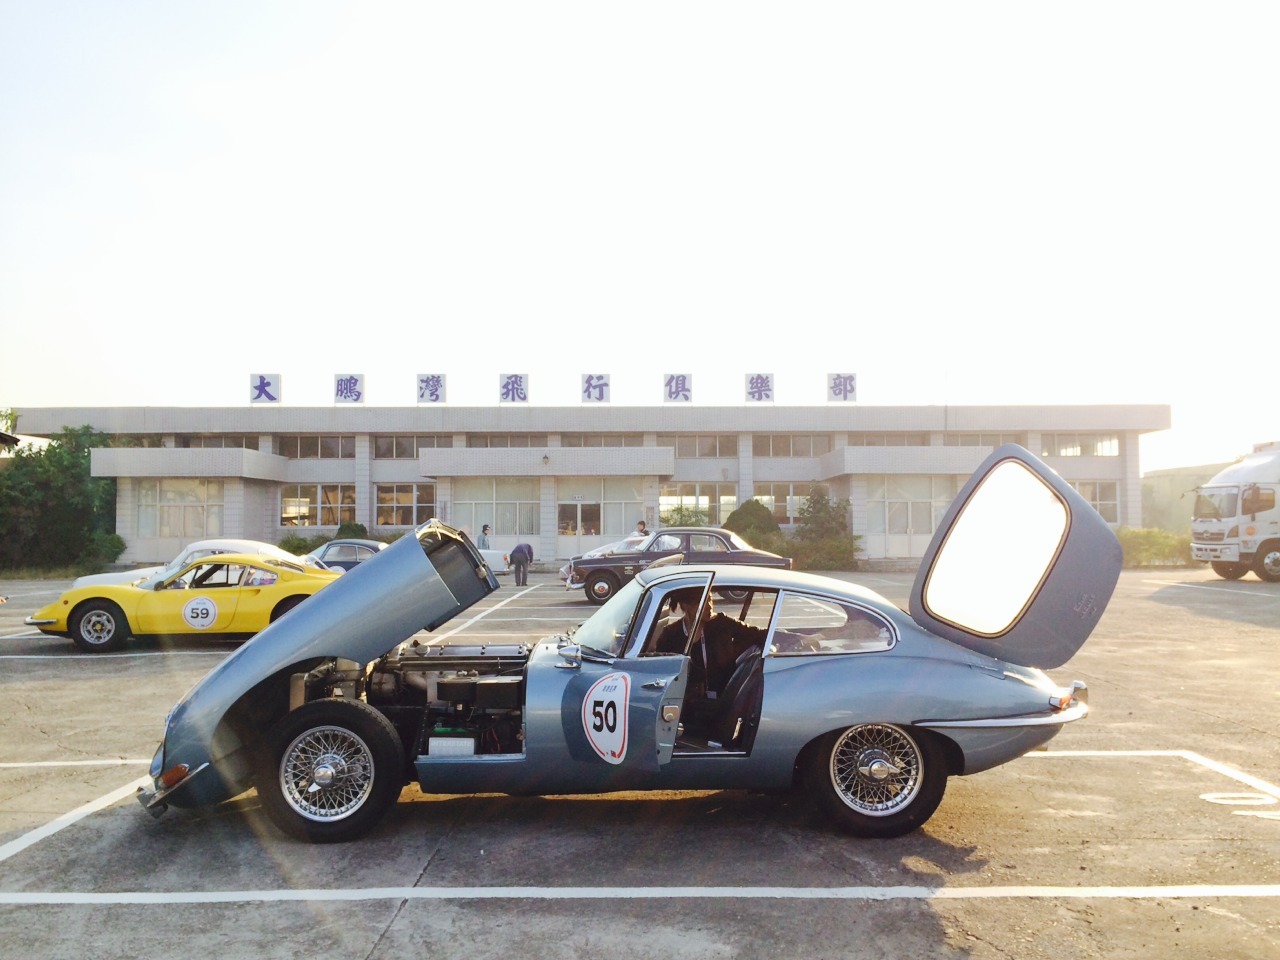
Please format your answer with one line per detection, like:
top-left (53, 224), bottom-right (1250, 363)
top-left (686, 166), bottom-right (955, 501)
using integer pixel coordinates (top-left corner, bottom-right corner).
top-left (582, 672), bottom-right (631, 764)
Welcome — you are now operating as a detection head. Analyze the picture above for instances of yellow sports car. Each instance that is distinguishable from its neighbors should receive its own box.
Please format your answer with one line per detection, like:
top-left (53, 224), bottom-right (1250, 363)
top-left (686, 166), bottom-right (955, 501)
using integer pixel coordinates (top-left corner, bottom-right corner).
top-left (26, 553), bottom-right (342, 653)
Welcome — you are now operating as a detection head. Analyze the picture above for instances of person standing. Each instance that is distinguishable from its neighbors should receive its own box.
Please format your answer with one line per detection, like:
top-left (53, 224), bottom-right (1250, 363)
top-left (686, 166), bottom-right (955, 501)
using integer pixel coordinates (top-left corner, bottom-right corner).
top-left (509, 541), bottom-right (533, 586)
top-left (634, 520), bottom-right (647, 537)
top-left (477, 524), bottom-right (491, 549)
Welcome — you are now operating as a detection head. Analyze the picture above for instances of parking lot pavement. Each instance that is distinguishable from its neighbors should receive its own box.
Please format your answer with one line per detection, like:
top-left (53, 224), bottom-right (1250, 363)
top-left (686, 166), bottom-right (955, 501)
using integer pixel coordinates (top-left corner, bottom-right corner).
top-left (0, 569), bottom-right (1278, 959)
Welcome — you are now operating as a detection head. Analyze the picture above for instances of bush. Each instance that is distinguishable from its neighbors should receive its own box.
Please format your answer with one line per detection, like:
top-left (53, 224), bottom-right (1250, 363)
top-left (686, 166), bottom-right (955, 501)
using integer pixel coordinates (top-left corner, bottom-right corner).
top-left (788, 535), bottom-right (862, 572)
top-left (277, 532), bottom-right (330, 556)
top-left (336, 521), bottom-right (369, 539)
top-left (1115, 527), bottom-right (1194, 568)
top-left (659, 505), bottom-right (707, 526)
top-left (80, 531), bottom-right (126, 569)
top-left (723, 499), bottom-right (780, 540)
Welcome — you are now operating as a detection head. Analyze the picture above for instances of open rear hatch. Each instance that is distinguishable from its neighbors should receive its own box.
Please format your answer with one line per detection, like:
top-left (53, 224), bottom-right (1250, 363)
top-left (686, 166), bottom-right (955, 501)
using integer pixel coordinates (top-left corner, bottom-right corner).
top-left (909, 444), bottom-right (1122, 669)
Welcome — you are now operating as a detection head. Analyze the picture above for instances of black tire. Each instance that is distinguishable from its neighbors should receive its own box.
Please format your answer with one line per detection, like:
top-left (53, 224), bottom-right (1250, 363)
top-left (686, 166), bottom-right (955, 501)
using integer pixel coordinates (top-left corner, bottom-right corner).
top-left (1252, 543), bottom-right (1280, 583)
top-left (1210, 561), bottom-right (1249, 580)
top-left (270, 595), bottom-right (306, 622)
top-left (584, 571), bottom-right (619, 605)
top-left (721, 587), bottom-right (750, 602)
top-left (256, 698), bottom-right (405, 843)
top-left (70, 600), bottom-right (129, 653)
top-left (804, 723), bottom-right (947, 838)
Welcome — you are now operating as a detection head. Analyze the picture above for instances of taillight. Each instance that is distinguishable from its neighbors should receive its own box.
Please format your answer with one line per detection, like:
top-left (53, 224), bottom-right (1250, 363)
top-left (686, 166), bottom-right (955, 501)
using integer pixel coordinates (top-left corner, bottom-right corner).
top-left (159, 764), bottom-right (190, 788)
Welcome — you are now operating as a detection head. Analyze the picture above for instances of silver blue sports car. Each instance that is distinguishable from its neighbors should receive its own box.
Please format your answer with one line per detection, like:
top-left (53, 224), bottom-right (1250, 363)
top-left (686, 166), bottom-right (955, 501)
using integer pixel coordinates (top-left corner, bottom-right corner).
top-left (137, 445), bottom-right (1121, 843)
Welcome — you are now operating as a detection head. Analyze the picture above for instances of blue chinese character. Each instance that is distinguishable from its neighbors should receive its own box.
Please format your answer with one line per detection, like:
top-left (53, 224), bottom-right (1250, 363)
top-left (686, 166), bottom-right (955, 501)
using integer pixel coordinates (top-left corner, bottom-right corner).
top-left (664, 374), bottom-right (691, 401)
top-left (747, 374), bottom-right (773, 402)
top-left (418, 375), bottom-right (443, 402)
top-left (829, 374), bottom-right (856, 401)
top-left (583, 375), bottom-right (609, 401)
top-left (251, 375), bottom-right (278, 402)
top-left (335, 376), bottom-right (363, 402)
top-left (501, 375), bottom-right (528, 402)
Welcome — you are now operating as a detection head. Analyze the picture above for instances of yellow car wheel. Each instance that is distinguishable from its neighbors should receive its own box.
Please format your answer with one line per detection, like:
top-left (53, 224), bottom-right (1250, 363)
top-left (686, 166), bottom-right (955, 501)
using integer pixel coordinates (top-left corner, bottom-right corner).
top-left (71, 600), bottom-right (129, 653)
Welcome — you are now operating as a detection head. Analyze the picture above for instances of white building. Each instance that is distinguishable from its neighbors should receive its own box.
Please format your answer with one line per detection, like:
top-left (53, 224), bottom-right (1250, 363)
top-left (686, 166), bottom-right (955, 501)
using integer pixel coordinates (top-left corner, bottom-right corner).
top-left (16, 404), bottom-right (1170, 565)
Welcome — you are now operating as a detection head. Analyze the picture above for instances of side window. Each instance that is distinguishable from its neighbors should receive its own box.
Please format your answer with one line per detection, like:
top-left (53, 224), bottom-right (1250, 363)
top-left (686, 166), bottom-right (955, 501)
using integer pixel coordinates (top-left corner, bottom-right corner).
top-left (652, 534), bottom-right (681, 552)
top-left (1243, 487), bottom-right (1276, 515)
top-left (769, 592), bottom-right (895, 655)
top-left (690, 534), bottom-right (728, 552)
top-left (189, 563), bottom-right (245, 589)
top-left (243, 567), bottom-right (279, 587)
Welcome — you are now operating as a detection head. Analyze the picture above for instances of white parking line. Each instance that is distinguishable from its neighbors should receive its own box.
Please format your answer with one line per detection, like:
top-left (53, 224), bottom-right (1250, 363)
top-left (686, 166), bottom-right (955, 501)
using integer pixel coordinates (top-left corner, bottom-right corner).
top-left (433, 585), bottom-right (543, 640)
top-left (1033, 749), bottom-right (1280, 800)
top-left (0, 651), bottom-right (229, 660)
top-left (0, 777), bottom-right (149, 866)
top-left (0, 884), bottom-right (1278, 906)
top-left (1142, 580), bottom-right (1279, 598)
top-left (0, 760), bottom-right (150, 769)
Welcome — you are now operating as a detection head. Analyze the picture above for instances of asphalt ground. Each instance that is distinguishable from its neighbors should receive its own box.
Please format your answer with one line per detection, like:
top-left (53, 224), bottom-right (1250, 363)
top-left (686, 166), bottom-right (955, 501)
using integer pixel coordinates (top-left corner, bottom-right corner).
top-left (0, 568), bottom-right (1277, 960)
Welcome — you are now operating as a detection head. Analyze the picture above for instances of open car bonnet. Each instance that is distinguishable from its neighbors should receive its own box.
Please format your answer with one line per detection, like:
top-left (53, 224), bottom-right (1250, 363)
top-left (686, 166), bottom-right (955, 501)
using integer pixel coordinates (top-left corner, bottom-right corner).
top-left (909, 444), bottom-right (1122, 669)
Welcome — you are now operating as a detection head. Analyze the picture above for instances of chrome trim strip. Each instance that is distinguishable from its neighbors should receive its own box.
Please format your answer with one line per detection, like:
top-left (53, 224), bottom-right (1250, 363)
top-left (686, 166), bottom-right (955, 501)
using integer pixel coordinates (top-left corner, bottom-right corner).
top-left (917, 702), bottom-right (1089, 729)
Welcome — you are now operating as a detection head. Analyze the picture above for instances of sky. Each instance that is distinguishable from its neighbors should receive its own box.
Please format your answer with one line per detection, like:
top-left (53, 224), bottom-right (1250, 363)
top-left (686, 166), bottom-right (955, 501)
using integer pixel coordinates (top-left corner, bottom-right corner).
top-left (1, 2), bottom-right (1276, 473)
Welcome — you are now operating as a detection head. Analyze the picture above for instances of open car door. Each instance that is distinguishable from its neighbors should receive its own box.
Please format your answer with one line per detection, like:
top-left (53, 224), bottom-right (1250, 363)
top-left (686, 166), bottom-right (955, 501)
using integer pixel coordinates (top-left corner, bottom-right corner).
top-left (909, 444), bottom-right (1122, 669)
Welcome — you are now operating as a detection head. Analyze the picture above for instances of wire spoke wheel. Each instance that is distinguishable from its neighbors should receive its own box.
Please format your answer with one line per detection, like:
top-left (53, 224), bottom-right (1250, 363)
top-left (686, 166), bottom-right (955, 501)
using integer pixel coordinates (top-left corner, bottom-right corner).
top-left (280, 725), bottom-right (375, 822)
top-left (806, 722), bottom-right (946, 837)
top-left (829, 723), bottom-right (923, 815)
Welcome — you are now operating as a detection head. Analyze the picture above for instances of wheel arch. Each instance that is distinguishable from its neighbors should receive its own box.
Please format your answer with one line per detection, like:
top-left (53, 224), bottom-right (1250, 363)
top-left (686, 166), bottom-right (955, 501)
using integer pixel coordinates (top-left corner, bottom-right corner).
top-left (791, 723), bottom-right (963, 788)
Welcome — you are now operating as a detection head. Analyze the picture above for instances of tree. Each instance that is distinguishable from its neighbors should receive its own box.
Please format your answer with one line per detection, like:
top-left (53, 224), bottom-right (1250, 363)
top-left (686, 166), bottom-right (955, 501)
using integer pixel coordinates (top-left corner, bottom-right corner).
top-left (722, 498), bottom-right (780, 540)
top-left (795, 483), bottom-right (850, 540)
top-left (659, 504), bottom-right (707, 527)
top-left (0, 425), bottom-right (123, 569)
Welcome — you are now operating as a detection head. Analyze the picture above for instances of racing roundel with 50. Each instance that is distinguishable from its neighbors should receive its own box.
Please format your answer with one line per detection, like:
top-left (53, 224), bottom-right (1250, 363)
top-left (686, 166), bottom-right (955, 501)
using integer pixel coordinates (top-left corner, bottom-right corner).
top-left (582, 672), bottom-right (630, 764)
top-left (182, 596), bottom-right (218, 630)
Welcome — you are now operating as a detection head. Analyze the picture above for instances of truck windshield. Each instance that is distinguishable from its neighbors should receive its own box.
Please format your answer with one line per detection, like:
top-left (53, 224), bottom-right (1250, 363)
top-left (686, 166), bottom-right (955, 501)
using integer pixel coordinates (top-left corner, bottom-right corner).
top-left (1193, 488), bottom-right (1238, 520)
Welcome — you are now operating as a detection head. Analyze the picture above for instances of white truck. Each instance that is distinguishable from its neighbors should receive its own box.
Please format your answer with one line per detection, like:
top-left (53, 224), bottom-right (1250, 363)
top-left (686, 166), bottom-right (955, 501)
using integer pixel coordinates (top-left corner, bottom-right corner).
top-left (1191, 442), bottom-right (1280, 581)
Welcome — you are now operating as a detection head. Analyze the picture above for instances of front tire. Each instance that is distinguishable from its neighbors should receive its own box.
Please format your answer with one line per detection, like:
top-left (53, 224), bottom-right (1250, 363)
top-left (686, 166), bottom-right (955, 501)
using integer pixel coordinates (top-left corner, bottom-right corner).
top-left (1210, 561), bottom-right (1249, 580)
top-left (70, 600), bottom-right (129, 653)
top-left (584, 571), bottom-right (619, 605)
top-left (256, 699), bottom-right (405, 843)
top-left (804, 723), bottom-right (947, 838)
top-left (1252, 543), bottom-right (1280, 583)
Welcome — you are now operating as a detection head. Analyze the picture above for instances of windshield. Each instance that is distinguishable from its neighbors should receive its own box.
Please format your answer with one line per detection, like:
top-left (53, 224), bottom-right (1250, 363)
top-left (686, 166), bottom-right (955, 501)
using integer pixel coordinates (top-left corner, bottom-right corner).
top-left (612, 537), bottom-right (647, 554)
top-left (571, 577), bottom-right (646, 656)
top-left (1194, 487), bottom-right (1238, 520)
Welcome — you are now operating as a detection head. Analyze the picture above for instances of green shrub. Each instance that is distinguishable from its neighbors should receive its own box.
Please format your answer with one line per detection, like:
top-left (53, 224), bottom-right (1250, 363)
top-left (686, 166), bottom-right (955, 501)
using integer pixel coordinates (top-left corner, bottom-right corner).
top-left (1115, 527), bottom-right (1194, 568)
top-left (789, 535), bottom-right (861, 572)
top-left (723, 499), bottom-right (780, 540)
top-left (336, 521), bottom-right (369, 539)
top-left (659, 505), bottom-right (708, 526)
top-left (277, 533), bottom-right (330, 556)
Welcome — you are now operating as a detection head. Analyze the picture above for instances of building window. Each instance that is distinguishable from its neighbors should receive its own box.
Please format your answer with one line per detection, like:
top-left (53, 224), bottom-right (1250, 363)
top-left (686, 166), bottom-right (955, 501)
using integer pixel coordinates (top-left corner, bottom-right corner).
top-left (137, 479), bottom-right (224, 539)
top-left (466, 434), bottom-right (548, 448)
top-left (865, 476), bottom-right (961, 537)
top-left (847, 433), bottom-right (929, 447)
top-left (660, 482), bottom-right (738, 526)
top-left (375, 483), bottom-right (437, 526)
top-left (280, 484), bottom-right (355, 526)
top-left (276, 436), bottom-right (355, 459)
top-left (1071, 481), bottom-right (1119, 523)
top-left (752, 482), bottom-right (828, 525)
top-left (657, 434), bottom-right (738, 458)
top-left (942, 433), bottom-right (1022, 447)
top-left (1041, 434), bottom-right (1119, 457)
top-left (557, 478), bottom-right (644, 536)
top-left (560, 433), bottom-right (643, 447)
top-left (453, 478), bottom-right (540, 536)
top-left (752, 434), bottom-right (833, 456)
top-left (373, 435), bottom-right (453, 459)
top-left (176, 434), bottom-right (260, 450)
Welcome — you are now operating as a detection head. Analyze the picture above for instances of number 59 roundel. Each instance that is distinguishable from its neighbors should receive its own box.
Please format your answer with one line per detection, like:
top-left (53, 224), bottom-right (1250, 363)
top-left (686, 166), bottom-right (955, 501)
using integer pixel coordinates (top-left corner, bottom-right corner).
top-left (582, 672), bottom-right (631, 764)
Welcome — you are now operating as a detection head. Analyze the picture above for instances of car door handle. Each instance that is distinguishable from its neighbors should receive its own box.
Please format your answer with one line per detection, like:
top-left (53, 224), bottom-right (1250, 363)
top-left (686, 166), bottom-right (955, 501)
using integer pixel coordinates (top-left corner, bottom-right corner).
top-left (642, 679), bottom-right (666, 689)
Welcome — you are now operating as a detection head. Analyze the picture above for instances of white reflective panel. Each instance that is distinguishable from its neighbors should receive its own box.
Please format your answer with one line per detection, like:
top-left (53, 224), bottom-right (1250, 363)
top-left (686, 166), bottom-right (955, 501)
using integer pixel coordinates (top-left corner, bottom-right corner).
top-left (924, 460), bottom-right (1068, 635)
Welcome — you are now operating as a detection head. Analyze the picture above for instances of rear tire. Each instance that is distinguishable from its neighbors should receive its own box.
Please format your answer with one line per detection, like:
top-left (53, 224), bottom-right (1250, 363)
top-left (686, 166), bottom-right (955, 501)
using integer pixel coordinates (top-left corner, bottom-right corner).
top-left (70, 601), bottom-right (129, 653)
top-left (256, 699), bottom-right (405, 843)
top-left (270, 596), bottom-right (306, 622)
top-left (1210, 561), bottom-right (1249, 580)
top-left (804, 724), bottom-right (947, 838)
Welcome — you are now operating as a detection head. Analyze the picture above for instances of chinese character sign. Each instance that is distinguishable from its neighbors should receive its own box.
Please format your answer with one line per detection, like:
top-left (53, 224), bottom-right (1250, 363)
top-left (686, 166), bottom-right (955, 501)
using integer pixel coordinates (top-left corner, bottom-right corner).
top-left (663, 373), bottom-right (692, 402)
top-left (500, 374), bottom-right (529, 403)
top-left (745, 373), bottom-right (774, 402)
top-left (334, 374), bottom-right (365, 403)
top-left (828, 373), bottom-right (857, 402)
top-left (250, 374), bottom-right (281, 403)
top-left (581, 374), bottom-right (610, 403)
top-left (417, 374), bottom-right (446, 403)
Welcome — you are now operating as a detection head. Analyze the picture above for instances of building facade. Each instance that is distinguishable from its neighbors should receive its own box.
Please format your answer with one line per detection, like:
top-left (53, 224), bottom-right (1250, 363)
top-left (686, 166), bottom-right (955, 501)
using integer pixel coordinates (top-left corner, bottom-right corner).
top-left (16, 404), bottom-right (1171, 565)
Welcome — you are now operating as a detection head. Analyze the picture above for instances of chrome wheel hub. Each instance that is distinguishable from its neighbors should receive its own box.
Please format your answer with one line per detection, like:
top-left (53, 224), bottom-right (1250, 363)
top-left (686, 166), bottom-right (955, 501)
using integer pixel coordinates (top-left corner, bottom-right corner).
top-left (280, 726), bottom-right (374, 822)
top-left (830, 724), bottom-right (923, 816)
